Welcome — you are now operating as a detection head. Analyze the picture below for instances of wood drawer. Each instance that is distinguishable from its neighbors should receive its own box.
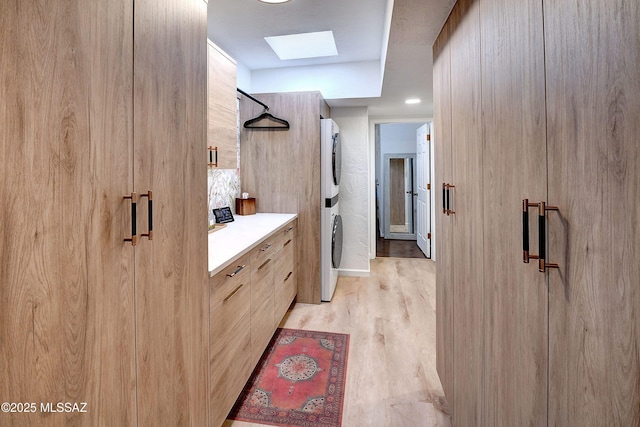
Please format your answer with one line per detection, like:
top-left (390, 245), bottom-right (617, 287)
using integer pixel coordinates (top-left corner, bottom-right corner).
top-left (251, 293), bottom-right (275, 365)
top-left (274, 267), bottom-right (296, 326)
top-left (251, 257), bottom-right (274, 302)
top-left (274, 220), bottom-right (297, 250)
top-left (210, 254), bottom-right (252, 427)
top-left (210, 310), bottom-right (251, 427)
top-left (274, 236), bottom-right (295, 274)
top-left (250, 237), bottom-right (278, 270)
top-left (210, 254), bottom-right (250, 292)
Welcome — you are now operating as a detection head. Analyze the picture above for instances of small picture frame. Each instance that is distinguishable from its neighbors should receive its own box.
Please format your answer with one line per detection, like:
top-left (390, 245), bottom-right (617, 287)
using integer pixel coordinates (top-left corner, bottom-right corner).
top-left (213, 207), bottom-right (234, 224)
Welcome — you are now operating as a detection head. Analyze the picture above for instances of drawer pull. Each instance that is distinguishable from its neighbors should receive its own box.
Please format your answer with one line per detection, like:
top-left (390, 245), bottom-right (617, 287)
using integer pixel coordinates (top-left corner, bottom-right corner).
top-left (223, 284), bottom-right (244, 302)
top-left (226, 264), bottom-right (246, 278)
top-left (258, 258), bottom-right (271, 271)
top-left (260, 243), bottom-right (272, 252)
top-left (283, 239), bottom-right (292, 247)
top-left (284, 271), bottom-right (293, 282)
top-left (285, 226), bottom-right (294, 233)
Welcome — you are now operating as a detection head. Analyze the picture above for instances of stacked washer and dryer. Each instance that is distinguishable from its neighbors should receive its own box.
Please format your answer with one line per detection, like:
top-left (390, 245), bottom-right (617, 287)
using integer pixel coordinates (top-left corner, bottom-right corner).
top-left (320, 119), bottom-right (343, 302)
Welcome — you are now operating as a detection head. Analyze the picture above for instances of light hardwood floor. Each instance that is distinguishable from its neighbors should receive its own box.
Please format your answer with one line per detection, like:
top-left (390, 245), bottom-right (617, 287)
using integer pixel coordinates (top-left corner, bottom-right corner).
top-left (223, 257), bottom-right (451, 427)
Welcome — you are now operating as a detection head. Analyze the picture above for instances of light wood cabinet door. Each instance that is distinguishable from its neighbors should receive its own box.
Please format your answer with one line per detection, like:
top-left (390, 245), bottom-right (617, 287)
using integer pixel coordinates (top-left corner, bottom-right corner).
top-left (274, 225), bottom-right (297, 325)
top-left (545, 1), bottom-right (640, 425)
top-left (448, 0), bottom-right (484, 425)
top-left (210, 256), bottom-right (252, 427)
top-left (133, 0), bottom-right (208, 425)
top-left (208, 41), bottom-right (238, 169)
top-left (433, 19), bottom-right (455, 415)
top-left (0, 1), bottom-right (136, 425)
top-left (480, 0), bottom-right (548, 425)
top-left (250, 239), bottom-right (277, 365)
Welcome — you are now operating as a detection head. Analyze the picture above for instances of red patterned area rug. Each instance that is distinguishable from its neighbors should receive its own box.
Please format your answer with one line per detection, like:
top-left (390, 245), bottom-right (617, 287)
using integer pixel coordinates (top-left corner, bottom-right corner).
top-left (228, 328), bottom-right (350, 427)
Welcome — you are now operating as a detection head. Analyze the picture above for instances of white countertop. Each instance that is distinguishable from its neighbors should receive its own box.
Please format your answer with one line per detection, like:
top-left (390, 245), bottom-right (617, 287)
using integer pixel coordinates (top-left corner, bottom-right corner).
top-left (208, 213), bottom-right (297, 277)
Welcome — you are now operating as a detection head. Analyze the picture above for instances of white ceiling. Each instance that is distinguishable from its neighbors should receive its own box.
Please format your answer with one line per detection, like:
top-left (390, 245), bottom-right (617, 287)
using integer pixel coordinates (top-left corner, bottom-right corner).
top-left (207, 0), bottom-right (455, 119)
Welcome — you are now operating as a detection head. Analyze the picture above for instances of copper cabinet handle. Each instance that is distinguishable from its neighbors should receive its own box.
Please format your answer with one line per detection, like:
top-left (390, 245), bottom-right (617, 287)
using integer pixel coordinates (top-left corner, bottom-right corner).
top-left (124, 192), bottom-right (138, 246)
top-left (444, 184), bottom-right (455, 215)
top-left (140, 190), bottom-right (153, 241)
top-left (442, 183), bottom-right (447, 214)
top-left (285, 226), bottom-right (294, 233)
top-left (260, 243), bottom-right (272, 252)
top-left (223, 284), bottom-right (244, 302)
top-left (207, 146), bottom-right (218, 167)
top-left (538, 201), bottom-right (559, 272)
top-left (522, 199), bottom-right (540, 263)
top-left (258, 258), bottom-right (271, 271)
top-left (522, 199), bottom-right (560, 272)
top-left (226, 264), bottom-right (246, 278)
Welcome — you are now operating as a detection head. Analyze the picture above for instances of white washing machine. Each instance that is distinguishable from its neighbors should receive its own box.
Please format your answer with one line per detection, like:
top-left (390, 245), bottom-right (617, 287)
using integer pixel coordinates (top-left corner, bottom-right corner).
top-left (321, 119), bottom-right (341, 200)
top-left (321, 119), bottom-right (343, 301)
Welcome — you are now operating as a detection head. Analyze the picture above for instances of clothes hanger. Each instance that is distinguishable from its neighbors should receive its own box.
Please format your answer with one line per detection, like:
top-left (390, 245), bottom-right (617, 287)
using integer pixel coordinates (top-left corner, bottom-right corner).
top-left (237, 88), bottom-right (290, 130)
top-left (243, 109), bottom-right (290, 130)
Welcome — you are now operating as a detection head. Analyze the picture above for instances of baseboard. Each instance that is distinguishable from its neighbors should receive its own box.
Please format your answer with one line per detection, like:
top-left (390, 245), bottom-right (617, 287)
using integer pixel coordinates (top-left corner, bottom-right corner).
top-left (338, 268), bottom-right (370, 277)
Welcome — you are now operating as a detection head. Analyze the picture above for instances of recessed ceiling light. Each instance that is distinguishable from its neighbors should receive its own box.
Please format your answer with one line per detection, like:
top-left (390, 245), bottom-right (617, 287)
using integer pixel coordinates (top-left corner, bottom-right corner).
top-left (405, 98), bottom-right (421, 104)
top-left (265, 31), bottom-right (338, 61)
top-left (259, 0), bottom-right (291, 3)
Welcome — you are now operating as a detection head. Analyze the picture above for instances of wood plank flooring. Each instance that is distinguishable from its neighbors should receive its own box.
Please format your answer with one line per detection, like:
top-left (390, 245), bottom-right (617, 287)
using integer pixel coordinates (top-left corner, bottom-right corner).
top-left (222, 258), bottom-right (451, 427)
top-left (377, 236), bottom-right (428, 259)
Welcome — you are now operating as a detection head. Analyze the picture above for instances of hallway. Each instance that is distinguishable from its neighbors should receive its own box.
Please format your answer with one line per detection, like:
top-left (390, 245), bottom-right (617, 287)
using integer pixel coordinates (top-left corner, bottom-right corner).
top-left (224, 257), bottom-right (450, 427)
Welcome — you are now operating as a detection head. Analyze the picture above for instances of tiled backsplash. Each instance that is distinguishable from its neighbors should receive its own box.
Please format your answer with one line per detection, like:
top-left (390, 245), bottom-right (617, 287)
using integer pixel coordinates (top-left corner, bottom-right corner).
top-left (208, 168), bottom-right (240, 222)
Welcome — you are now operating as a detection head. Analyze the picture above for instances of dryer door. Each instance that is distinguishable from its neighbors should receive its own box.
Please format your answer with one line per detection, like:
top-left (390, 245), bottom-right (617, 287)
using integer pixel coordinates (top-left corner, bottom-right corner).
top-left (332, 132), bottom-right (342, 186)
top-left (331, 214), bottom-right (343, 268)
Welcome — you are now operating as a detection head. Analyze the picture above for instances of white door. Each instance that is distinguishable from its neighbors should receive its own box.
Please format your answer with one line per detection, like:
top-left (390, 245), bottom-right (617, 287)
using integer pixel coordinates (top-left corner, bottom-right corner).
top-left (416, 124), bottom-right (431, 257)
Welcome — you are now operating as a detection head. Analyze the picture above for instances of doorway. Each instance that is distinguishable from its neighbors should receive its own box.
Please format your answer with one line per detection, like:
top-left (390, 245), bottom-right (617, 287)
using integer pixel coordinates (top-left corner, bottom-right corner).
top-left (374, 122), bottom-right (431, 259)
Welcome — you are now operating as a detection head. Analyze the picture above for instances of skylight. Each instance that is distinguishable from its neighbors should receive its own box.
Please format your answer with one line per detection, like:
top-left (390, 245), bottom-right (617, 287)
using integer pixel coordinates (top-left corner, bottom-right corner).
top-left (265, 31), bottom-right (338, 61)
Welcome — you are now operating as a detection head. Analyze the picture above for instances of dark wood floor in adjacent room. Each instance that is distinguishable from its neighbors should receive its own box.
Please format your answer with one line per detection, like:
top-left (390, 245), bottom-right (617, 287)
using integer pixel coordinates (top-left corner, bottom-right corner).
top-left (376, 235), bottom-right (427, 258)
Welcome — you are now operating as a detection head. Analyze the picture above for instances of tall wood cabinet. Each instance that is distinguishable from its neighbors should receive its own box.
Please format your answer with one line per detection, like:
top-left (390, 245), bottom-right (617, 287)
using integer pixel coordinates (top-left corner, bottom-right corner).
top-left (0, 1), bottom-right (208, 425)
top-left (545, 1), bottom-right (640, 425)
top-left (240, 92), bottom-right (330, 304)
top-left (434, 0), bottom-right (640, 425)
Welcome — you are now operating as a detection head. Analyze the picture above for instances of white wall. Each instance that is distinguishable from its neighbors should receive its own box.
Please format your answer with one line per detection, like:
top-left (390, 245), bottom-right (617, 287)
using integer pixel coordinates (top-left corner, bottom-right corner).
top-left (251, 61), bottom-right (382, 100)
top-left (332, 107), bottom-right (371, 276)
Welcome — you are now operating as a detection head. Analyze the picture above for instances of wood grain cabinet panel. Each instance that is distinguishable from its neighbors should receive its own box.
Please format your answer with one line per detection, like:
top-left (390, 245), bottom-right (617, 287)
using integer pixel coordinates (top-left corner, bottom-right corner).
top-left (274, 237), bottom-right (297, 326)
top-left (447, 0), bottom-right (485, 425)
top-left (433, 15), bottom-right (455, 416)
top-left (479, 0), bottom-right (548, 425)
top-left (545, 1), bottom-right (640, 425)
top-left (435, 0), bottom-right (640, 425)
top-left (250, 241), bottom-right (276, 365)
top-left (133, 0), bottom-right (208, 425)
top-left (0, 1), bottom-right (136, 425)
top-left (0, 0), bottom-right (208, 426)
top-left (240, 92), bottom-right (329, 304)
top-left (208, 40), bottom-right (238, 169)
top-left (210, 255), bottom-right (252, 427)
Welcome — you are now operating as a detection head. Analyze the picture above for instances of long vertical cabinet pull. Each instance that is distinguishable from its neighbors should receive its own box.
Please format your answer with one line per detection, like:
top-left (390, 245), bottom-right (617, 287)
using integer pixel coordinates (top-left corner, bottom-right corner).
top-left (140, 190), bottom-right (153, 240)
top-left (522, 199), bottom-right (540, 262)
top-left (537, 201), bottom-right (559, 272)
top-left (522, 199), bottom-right (560, 272)
top-left (443, 183), bottom-right (455, 215)
top-left (442, 183), bottom-right (447, 214)
top-left (124, 192), bottom-right (138, 246)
